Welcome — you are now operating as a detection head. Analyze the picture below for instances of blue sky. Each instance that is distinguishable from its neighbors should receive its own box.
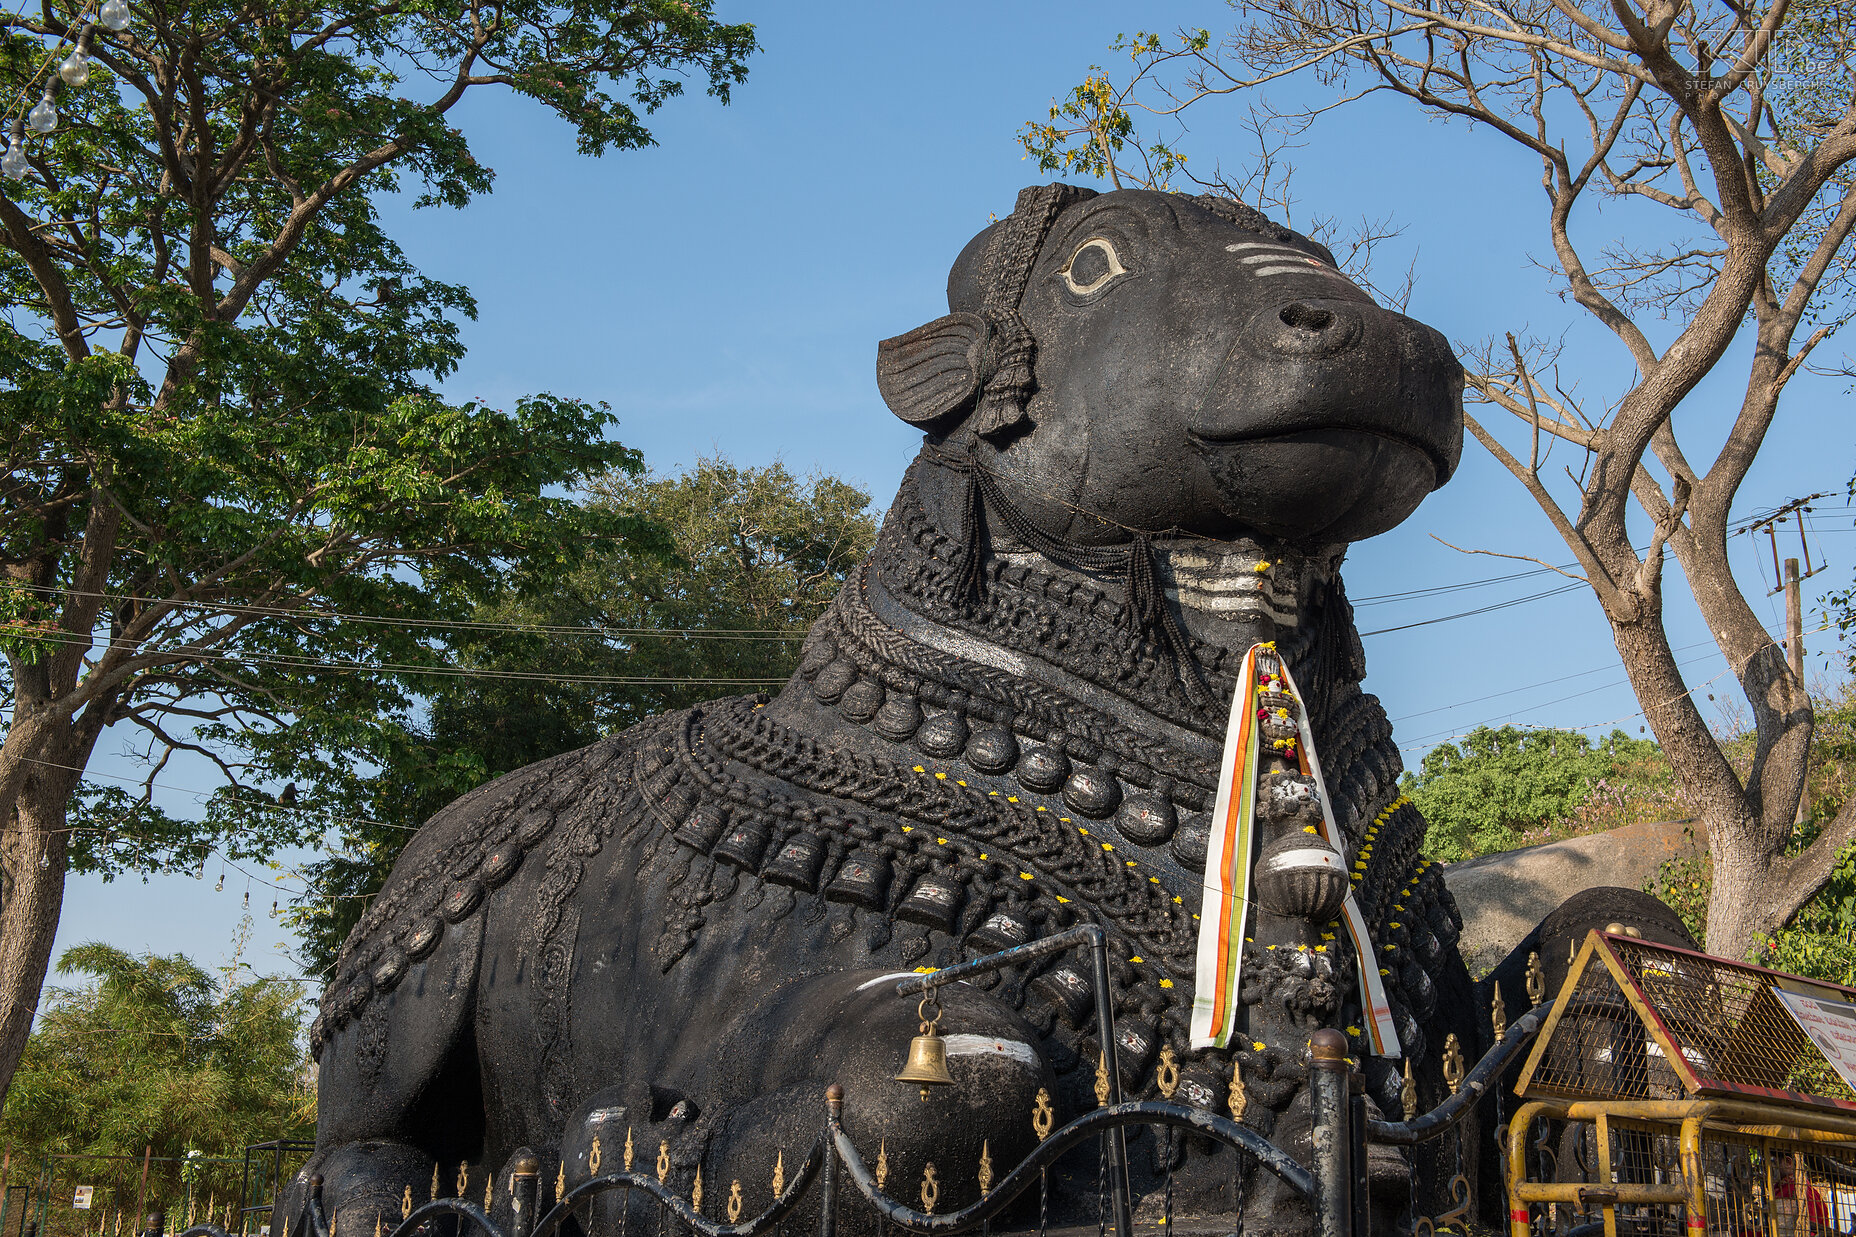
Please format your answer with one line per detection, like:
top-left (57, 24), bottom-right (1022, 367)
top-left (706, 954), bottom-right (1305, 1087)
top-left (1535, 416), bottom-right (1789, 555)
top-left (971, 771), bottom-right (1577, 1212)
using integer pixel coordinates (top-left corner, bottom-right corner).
top-left (53, 0), bottom-right (1855, 982)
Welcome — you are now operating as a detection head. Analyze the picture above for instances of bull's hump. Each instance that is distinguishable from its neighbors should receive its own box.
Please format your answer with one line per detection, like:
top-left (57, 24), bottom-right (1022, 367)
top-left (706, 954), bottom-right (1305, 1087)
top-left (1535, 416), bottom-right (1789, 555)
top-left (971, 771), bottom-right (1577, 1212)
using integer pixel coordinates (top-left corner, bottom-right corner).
top-left (311, 714), bottom-right (680, 1053)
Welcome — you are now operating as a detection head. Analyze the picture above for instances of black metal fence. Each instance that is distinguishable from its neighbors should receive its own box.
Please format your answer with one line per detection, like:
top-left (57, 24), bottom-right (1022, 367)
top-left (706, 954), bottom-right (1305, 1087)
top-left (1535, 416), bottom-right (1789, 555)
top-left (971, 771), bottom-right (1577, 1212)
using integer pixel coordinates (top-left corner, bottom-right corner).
top-left (162, 927), bottom-right (1542, 1237)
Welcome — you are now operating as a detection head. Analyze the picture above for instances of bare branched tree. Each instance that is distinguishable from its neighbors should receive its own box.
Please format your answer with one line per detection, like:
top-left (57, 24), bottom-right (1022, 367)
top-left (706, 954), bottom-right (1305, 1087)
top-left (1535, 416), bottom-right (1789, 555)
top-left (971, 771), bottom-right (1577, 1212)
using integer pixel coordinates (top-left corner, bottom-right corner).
top-left (1023, 1), bottom-right (1856, 959)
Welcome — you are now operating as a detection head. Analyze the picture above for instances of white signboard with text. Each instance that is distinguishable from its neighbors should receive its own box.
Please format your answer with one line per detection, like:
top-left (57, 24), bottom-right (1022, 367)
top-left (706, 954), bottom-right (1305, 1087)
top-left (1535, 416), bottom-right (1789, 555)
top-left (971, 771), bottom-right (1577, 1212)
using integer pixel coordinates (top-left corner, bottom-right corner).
top-left (72, 1187), bottom-right (93, 1211)
top-left (1775, 987), bottom-right (1856, 1096)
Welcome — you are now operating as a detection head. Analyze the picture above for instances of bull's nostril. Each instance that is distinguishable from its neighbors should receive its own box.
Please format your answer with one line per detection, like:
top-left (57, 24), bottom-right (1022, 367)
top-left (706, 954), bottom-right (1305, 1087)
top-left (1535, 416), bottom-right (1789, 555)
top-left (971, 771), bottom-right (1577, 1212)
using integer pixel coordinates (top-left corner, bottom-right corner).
top-left (1279, 302), bottom-right (1334, 332)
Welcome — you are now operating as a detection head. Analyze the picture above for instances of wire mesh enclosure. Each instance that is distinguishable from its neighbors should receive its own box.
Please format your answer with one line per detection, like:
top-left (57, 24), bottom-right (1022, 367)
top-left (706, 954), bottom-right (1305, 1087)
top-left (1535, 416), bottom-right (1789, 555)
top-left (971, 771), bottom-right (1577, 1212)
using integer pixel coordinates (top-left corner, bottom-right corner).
top-left (1507, 931), bottom-right (1856, 1237)
top-left (1517, 932), bottom-right (1856, 1110)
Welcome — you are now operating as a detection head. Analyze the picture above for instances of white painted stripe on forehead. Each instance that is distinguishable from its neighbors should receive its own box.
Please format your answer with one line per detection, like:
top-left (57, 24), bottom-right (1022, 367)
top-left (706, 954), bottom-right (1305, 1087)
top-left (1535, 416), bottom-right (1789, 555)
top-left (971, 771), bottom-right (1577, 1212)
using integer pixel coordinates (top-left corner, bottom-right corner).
top-left (1253, 264), bottom-right (1343, 278)
top-left (1225, 241), bottom-right (1306, 254)
top-left (1239, 253), bottom-right (1308, 265)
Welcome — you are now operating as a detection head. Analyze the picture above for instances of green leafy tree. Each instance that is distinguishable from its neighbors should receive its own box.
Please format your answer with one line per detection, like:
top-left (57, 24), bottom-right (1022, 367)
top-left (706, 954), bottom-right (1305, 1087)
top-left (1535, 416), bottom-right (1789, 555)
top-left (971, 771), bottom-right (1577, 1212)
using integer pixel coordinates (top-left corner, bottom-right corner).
top-left (1403, 725), bottom-right (1674, 861)
top-left (0, 930), bottom-right (311, 1233)
top-left (0, 0), bottom-right (756, 1102)
top-left (1026, 0), bottom-right (1856, 962)
top-left (285, 457), bottom-right (879, 975)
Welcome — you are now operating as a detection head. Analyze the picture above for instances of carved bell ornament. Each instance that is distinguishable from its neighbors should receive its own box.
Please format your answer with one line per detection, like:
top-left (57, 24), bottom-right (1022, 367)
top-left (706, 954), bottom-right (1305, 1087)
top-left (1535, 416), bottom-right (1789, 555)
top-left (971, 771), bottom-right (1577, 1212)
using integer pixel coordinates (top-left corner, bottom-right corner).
top-left (896, 995), bottom-right (955, 1100)
top-left (1253, 832), bottom-right (1349, 923)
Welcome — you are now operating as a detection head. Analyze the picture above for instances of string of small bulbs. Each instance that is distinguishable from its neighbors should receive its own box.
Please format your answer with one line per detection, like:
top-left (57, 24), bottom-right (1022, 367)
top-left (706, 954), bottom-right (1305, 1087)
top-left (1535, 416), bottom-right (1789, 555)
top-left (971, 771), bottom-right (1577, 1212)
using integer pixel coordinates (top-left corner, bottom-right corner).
top-left (3, 0), bottom-right (133, 179)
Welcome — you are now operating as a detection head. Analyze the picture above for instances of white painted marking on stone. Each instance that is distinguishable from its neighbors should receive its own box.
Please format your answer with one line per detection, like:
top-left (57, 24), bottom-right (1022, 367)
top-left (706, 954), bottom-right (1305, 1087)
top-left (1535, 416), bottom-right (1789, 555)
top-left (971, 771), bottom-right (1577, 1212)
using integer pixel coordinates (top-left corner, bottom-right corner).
top-left (1253, 263), bottom-right (1331, 277)
top-left (1259, 848), bottom-right (1343, 873)
top-left (857, 971), bottom-right (922, 992)
top-left (942, 1034), bottom-right (1040, 1067)
top-left (1225, 242), bottom-right (1308, 255)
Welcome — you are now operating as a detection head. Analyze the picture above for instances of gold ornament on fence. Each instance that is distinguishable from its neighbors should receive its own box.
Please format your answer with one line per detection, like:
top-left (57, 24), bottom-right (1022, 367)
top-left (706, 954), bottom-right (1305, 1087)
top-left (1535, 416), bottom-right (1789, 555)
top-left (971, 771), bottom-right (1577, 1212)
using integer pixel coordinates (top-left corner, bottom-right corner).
top-left (875, 1140), bottom-right (888, 1191)
top-left (483, 1173), bottom-right (492, 1213)
top-left (1229, 1059), bottom-right (1248, 1122)
top-left (589, 1138), bottom-right (602, 1176)
top-left (1094, 1049), bottom-right (1111, 1107)
top-left (1442, 1033), bottom-right (1465, 1096)
top-left (401, 1186), bottom-right (412, 1221)
top-left (457, 1165), bottom-right (468, 1197)
top-left (1525, 950), bottom-right (1546, 1004)
top-left (978, 1141), bottom-right (993, 1197)
top-left (1401, 1059), bottom-right (1419, 1121)
top-left (920, 1164), bottom-right (939, 1216)
top-left (1032, 1088), bottom-right (1055, 1141)
top-left (1156, 1045), bottom-right (1180, 1099)
top-left (1491, 982), bottom-right (1508, 1041)
top-left (656, 1142), bottom-right (670, 1186)
top-left (555, 1163), bottom-right (565, 1204)
top-left (770, 1152), bottom-right (784, 1200)
top-left (624, 1129), bottom-right (635, 1172)
top-left (373, 1215), bottom-right (381, 1237)
top-left (430, 1166), bottom-right (439, 1204)
top-left (691, 1167), bottom-right (703, 1216)
top-left (726, 1182), bottom-right (743, 1224)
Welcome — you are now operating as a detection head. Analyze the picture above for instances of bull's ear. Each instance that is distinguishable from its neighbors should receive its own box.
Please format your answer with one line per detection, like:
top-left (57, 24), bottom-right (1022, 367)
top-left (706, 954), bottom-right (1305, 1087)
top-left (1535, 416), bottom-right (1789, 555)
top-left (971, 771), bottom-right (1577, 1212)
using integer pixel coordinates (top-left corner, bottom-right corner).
top-left (875, 312), bottom-right (989, 433)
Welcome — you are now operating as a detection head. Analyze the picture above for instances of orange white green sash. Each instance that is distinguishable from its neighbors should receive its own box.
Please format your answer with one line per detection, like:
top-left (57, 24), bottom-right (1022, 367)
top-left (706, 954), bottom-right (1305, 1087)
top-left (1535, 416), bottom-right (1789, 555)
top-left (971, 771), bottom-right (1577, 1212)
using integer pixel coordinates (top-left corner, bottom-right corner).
top-left (1189, 644), bottom-right (1402, 1056)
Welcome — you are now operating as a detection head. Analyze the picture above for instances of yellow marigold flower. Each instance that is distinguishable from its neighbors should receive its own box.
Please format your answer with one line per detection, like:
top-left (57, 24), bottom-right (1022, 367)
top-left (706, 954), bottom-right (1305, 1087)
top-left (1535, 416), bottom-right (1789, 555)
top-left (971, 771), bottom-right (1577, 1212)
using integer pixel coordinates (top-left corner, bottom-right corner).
top-left (1253, 561), bottom-right (1271, 573)
top-left (1019, 872), bottom-right (1034, 880)
top-left (1159, 979), bottom-right (1174, 989)
top-left (1252, 1041), bottom-right (1266, 1051)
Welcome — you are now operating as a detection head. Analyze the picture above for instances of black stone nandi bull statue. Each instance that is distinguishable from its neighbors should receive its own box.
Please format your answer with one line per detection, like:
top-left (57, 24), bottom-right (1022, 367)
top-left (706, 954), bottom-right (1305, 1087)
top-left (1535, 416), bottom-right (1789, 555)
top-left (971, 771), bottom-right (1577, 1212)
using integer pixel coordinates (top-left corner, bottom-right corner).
top-left (293, 184), bottom-right (1481, 1236)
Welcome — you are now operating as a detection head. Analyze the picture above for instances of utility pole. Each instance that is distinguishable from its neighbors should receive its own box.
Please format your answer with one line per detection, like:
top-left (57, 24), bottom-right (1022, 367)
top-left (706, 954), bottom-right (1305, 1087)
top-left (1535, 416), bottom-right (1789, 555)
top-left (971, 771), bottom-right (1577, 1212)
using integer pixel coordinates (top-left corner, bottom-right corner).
top-left (1748, 494), bottom-right (1828, 827)
top-left (1786, 557), bottom-right (1805, 684)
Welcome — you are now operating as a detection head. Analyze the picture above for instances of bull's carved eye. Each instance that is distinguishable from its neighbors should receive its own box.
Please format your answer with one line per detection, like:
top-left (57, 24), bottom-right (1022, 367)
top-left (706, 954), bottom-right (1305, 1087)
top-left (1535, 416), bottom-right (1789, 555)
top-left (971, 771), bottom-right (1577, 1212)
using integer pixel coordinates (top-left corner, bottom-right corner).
top-left (1060, 237), bottom-right (1128, 296)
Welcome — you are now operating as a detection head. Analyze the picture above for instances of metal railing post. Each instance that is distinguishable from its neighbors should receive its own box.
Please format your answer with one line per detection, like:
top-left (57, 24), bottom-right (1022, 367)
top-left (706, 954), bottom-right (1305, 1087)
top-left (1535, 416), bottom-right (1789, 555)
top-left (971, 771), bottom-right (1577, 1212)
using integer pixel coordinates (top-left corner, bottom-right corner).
top-left (1086, 931), bottom-right (1135, 1237)
top-left (509, 1152), bottom-right (539, 1237)
top-left (1310, 1029), bottom-right (1353, 1237)
top-left (1349, 1066), bottom-right (1369, 1237)
top-left (818, 1087), bottom-right (841, 1237)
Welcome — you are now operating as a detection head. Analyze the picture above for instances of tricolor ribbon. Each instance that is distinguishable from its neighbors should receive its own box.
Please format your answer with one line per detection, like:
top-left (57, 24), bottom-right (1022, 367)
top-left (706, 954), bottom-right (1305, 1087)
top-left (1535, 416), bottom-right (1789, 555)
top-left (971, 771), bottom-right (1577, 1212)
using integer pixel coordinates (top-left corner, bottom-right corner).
top-left (1189, 644), bottom-right (1402, 1056)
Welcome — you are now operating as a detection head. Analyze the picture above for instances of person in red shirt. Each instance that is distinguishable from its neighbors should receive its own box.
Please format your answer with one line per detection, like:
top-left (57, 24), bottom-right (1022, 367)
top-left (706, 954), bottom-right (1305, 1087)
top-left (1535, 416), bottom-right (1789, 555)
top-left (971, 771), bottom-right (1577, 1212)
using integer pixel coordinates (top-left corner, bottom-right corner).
top-left (1777, 1157), bottom-right (1832, 1237)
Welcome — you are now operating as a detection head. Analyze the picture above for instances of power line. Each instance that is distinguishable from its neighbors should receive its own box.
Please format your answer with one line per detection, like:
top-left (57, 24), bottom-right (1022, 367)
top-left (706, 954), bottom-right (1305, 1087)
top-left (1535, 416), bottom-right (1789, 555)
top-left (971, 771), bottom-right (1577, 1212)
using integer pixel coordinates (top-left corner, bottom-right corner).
top-left (0, 625), bottom-right (791, 685)
top-left (0, 580), bottom-right (807, 641)
top-left (1359, 581), bottom-right (1587, 636)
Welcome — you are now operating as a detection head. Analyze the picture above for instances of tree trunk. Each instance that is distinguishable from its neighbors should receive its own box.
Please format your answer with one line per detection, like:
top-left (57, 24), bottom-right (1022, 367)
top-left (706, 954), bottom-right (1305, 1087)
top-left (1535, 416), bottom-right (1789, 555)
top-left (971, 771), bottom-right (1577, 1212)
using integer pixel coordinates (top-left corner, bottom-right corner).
top-left (0, 734), bottom-right (81, 1101)
top-left (1609, 602), bottom-right (1816, 961)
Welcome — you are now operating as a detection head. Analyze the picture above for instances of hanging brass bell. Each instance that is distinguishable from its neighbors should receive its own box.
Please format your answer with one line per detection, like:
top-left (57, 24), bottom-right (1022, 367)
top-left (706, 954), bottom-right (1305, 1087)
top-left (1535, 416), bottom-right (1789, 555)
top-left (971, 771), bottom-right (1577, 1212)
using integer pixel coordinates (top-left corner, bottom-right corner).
top-left (896, 996), bottom-right (955, 1100)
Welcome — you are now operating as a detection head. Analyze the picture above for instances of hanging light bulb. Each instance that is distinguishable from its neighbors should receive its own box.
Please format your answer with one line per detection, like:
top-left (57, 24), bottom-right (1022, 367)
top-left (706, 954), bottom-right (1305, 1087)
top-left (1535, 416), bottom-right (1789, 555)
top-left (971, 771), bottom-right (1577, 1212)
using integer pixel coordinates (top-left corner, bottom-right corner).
top-left (215, 872), bottom-right (224, 892)
top-left (27, 91), bottom-right (56, 134)
top-left (242, 890), bottom-right (249, 909)
top-left (2, 122), bottom-right (26, 181)
top-left (98, 0), bottom-right (129, 30)
top-left (59, 48), bottom-right (88, 87)
top-left (59, 25), bottom-right (91, 87)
